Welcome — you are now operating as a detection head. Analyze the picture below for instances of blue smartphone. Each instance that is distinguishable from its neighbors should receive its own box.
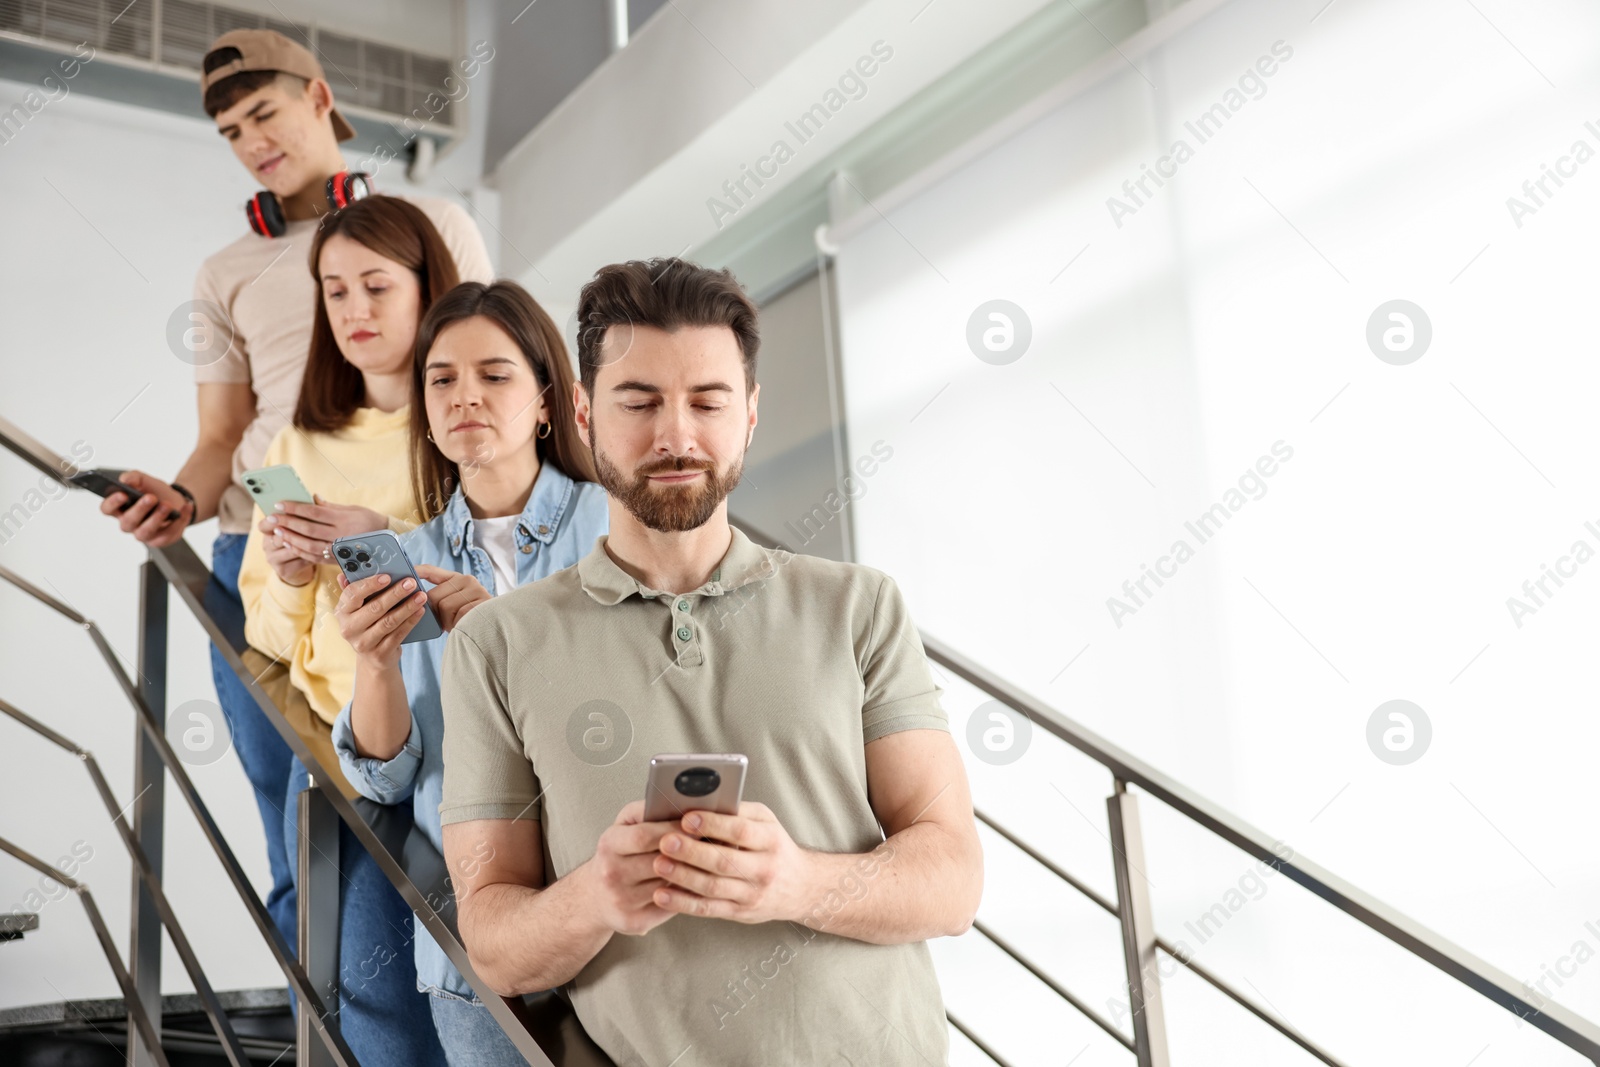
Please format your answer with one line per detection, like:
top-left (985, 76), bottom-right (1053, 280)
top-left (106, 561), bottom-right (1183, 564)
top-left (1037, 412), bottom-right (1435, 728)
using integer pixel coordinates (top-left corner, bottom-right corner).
top-left (330, 530), bottom-right (444, 644)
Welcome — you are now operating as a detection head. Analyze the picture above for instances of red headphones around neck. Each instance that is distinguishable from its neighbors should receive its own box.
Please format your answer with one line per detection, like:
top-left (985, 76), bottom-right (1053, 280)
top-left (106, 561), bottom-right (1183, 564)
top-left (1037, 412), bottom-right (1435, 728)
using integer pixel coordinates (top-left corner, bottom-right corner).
top-left (246, 171), bottom-right (374, 238)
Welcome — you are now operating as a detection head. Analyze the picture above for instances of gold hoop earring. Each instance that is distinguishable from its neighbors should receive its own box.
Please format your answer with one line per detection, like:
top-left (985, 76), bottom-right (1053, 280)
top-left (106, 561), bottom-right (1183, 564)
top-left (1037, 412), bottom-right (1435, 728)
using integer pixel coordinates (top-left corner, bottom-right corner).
top-left (537, 421), bottom-right (551, 439)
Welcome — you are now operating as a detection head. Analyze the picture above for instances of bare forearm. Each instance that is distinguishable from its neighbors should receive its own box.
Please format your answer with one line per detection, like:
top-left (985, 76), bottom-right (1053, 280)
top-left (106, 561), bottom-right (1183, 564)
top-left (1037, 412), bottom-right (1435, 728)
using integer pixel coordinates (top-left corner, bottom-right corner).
top-left (349, 661), bottom-right (414, 760)
top-left (460, 862), bottom-right (614, 995)
top-left (795, 823), bottom-right (982, 945)
top-left (172, 442), bottom-right (237, 523)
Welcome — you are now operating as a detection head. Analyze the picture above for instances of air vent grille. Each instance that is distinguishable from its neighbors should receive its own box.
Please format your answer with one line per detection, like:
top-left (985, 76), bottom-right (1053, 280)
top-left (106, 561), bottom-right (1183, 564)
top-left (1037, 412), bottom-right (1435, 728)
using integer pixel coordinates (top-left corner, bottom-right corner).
top-left (0, 0), bottom-right (456, 128)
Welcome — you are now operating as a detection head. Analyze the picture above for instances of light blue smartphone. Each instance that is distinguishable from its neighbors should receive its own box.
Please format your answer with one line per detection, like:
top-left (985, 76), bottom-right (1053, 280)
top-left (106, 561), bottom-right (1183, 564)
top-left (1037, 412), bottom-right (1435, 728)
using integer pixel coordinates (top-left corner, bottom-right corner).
top-left (330, 530), bottom-right (444, 644)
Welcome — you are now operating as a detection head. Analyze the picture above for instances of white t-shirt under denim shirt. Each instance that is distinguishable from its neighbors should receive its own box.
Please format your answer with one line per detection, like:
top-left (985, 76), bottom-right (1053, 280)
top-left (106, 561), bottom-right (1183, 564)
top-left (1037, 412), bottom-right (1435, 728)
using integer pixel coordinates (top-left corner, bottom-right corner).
top-left (468, 512), bottom-right (521, 596)
top-left (330, 463), bottom-right (608, 1000)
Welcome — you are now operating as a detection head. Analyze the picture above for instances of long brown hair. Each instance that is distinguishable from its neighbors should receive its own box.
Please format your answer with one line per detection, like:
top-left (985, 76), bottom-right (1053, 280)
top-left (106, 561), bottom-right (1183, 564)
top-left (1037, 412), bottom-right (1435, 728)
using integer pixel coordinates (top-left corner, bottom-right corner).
top-left (410, 281), bottom-right (597, 522)
top-left (294, 195), bottom-right (461, 433)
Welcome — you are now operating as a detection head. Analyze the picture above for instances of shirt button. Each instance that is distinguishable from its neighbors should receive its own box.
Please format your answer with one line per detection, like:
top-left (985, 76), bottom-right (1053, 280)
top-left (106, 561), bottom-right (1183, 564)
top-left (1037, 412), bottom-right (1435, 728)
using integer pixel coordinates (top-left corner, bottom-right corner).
top-left (676, 626), bottom-right (692, 641)
top-left (537, 524), bottom-right (550, 535)
top-left (520, 544), bottom-right (533, 554)
top-left (676, 599), bottom-right (689, 612)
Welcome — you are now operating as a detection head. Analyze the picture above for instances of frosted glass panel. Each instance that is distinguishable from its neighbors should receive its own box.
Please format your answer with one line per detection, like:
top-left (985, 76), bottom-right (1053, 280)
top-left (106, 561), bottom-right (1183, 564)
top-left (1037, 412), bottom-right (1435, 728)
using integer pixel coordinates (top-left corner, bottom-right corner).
top-left (834, 1), bottom-right (1600, 1062)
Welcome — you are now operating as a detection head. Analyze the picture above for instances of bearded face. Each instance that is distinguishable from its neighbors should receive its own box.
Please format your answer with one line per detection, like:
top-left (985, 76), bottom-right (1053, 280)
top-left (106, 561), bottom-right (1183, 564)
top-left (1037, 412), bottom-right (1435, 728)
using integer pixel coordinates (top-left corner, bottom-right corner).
top-left (590, 436), bottom-right (745, 533)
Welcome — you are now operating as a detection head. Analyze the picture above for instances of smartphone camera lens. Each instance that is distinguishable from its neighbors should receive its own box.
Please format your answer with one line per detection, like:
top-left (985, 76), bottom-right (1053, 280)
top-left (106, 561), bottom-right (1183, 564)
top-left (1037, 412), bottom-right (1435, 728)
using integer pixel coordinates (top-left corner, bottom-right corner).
top-left (344, 562), bottom-right (358, 573)
top-left (674, 768), bottom-right (721, 798)
top-left (336, 547), bottom-right (351, 559)
top-left (355, 552), bottom-right (369, 563)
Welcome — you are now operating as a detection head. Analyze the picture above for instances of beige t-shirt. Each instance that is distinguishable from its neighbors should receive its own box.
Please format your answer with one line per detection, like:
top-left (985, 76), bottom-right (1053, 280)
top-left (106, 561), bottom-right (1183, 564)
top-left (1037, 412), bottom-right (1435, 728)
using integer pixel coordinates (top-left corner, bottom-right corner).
top-left (192, 194), bottom-right (493, 534)
top-left (440, 527), bottom-right (952, 1066)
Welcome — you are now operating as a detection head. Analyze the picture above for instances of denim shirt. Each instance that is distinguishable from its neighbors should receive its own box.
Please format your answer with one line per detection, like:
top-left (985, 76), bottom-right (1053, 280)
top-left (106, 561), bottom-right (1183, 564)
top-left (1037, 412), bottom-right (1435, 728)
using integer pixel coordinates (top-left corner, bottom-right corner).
top-left (331, 464), bottom-right (608, 999)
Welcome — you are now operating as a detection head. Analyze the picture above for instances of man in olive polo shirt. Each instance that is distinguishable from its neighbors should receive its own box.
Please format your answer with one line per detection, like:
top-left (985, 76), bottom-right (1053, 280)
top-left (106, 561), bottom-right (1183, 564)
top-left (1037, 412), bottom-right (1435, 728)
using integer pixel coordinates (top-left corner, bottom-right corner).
top-left (439, 258), bottom-right (983, 1064)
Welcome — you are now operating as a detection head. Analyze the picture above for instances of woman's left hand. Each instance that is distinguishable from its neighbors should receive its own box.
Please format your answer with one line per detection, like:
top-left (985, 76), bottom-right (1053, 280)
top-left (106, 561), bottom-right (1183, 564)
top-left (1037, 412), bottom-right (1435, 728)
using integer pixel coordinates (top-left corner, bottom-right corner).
top-left (415, 564), bottom-right (493, 632)
top-left (263, 496), bottom-right (390, 561)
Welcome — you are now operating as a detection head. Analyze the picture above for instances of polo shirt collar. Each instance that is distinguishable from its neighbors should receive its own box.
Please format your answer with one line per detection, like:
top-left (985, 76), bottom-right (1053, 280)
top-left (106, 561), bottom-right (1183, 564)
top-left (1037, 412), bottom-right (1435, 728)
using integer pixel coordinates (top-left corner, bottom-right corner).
top-left (577, 526), bottom-right (779, 606)
top-left (441, 463), bottom-right (578, 559)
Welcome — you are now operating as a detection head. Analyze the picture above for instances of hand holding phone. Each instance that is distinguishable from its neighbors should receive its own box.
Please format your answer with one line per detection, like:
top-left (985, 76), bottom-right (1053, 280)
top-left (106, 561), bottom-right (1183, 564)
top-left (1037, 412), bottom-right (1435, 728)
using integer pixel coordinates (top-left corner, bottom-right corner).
top-left (334, 568), bottom-right (431, 669)
top-left (330, 531), bottom-right (444, 644)
top-left (242, 465), bottom-right (313, 515)
top-left (643, 754), bottom-right (748, 824)
top-left (85, 469), bottom-right (189, 546)
top-left (266, 497), bottom-right (394, 562)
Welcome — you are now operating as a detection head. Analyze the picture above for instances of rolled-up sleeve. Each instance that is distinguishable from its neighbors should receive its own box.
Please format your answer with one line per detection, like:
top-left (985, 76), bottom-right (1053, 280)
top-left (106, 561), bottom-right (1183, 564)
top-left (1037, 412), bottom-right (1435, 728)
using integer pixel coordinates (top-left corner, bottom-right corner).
top-left (332, 701), bottom-right (424, 805)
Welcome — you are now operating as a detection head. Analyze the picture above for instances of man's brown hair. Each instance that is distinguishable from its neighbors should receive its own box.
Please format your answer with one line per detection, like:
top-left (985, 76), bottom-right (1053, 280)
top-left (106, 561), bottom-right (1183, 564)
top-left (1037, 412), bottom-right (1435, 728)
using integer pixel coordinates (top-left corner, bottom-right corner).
top-left (295, 196), bottom-right (461, 433)
top-left (575, 258), bottom-right (760, 397)
top-left (409, 281), bottom-right (598, 522)
top-left (201, 47), bottom-right (306, 117)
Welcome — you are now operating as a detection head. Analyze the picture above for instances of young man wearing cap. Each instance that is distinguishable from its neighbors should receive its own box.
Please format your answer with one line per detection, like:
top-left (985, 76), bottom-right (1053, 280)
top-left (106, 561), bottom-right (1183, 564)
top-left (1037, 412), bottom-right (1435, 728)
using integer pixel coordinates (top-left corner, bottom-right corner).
top-left (98, 29), bottom-right (491, 1066)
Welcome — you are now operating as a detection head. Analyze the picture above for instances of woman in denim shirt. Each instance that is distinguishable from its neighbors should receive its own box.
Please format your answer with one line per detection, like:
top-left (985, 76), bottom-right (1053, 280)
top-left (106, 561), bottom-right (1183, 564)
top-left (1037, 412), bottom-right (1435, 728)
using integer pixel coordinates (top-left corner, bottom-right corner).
top-left (330, 280), bottom-right (607, 1065)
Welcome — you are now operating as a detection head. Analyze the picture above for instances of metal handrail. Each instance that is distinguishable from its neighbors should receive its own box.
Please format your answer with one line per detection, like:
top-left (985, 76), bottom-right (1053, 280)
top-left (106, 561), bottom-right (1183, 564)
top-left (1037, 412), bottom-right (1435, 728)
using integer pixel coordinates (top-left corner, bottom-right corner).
top-left (932, 632), bottom-right (1600, 1063)
top-left (0, 553), bottom-right (562, 1066)
top-left (972, 918), bottom-right (1132, 1050)
top-left (0, 417), bottom-right (569, 1065)
top-left (0, 833), bottom-right (171, 1067)
top-left (0, 695), bottom-right (252, 1067)
top-left (976, 807), bottom-right (1351, 1067)
top-left (145, 542), bottom-right (569, 1065)
top-left (0, 561), bottom-right (364, 1067)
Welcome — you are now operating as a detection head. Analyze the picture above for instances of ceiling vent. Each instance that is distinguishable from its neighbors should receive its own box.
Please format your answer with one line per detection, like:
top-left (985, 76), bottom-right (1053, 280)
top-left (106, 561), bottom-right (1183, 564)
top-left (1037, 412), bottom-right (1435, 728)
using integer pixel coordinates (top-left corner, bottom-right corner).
top-left (0, 0), bottom-right (461, 136)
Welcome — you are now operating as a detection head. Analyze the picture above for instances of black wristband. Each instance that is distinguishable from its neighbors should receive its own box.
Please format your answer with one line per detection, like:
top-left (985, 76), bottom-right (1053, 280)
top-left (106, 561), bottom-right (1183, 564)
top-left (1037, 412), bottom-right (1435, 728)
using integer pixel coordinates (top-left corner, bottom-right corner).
top-left (169, 482), bottom-right (197, 520)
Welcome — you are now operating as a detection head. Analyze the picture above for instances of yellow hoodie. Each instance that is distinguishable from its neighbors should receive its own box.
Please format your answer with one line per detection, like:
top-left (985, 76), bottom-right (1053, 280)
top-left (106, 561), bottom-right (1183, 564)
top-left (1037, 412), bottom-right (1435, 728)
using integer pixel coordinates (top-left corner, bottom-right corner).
top-left (239, 406), bottom-right (418, 724)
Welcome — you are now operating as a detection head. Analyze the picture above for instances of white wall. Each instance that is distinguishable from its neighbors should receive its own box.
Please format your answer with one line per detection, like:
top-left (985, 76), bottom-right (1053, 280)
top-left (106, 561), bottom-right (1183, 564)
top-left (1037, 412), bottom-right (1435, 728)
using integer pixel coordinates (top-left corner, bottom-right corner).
top-left (0, 44), bottom-right (495, 1006)
top-left (835, 0), bottom-right (1600, 1063)
top-left (489, 0), bottom-right (1066, 327)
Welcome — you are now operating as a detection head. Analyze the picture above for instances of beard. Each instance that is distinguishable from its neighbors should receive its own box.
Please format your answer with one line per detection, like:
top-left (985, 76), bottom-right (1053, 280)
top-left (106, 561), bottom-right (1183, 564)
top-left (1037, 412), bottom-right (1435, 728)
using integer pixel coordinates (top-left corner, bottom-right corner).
top-left (591, 441), bottom-right (745, 533)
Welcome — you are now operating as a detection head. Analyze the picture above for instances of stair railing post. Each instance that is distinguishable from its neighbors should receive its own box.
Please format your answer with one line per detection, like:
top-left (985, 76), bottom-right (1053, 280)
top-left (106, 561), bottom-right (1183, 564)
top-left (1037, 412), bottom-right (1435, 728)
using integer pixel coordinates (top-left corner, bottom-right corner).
top-left (1107, 778), bottom-right (1170, 1067)
top-left (129, 558), bottom-right (168, 1067)
top-left (297, 773), bottom-right (342, 1066)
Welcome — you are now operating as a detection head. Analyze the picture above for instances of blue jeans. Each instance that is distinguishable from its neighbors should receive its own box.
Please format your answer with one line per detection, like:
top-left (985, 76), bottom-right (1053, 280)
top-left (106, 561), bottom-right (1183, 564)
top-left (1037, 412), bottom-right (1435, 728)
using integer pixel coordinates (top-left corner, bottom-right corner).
top-left (206, 532), bottom-right (296, 949)
top-left (285, 759), bottom-right (448, 1067)
top-left (429, 992), bottom-right (530, 1067)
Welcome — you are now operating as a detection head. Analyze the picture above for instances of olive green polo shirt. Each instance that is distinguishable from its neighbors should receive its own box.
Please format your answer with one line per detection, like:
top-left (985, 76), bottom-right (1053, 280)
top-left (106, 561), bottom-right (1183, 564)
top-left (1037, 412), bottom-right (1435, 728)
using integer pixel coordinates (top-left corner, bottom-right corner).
top-left (440, 527), bottom-right (951, 1066)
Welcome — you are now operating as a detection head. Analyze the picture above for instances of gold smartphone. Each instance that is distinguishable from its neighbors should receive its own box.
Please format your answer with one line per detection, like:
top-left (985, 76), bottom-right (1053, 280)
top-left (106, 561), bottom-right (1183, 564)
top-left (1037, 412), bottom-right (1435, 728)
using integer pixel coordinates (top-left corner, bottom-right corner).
top-left (643, 753), bottom-right (748, 824)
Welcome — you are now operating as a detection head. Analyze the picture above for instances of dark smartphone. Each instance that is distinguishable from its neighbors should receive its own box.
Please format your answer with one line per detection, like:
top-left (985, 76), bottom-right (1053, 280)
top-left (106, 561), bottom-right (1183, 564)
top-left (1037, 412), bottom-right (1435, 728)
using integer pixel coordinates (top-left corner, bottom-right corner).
top-left (330, 530), bottom-right (444, 644)
top-left (69, 468), bottom-right (179, 520)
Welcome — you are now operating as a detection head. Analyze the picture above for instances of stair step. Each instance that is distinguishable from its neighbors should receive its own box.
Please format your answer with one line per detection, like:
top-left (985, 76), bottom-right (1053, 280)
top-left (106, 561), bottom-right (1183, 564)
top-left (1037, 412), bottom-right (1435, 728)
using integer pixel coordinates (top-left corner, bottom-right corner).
top-left (0, 914), bottom-right (38, 941)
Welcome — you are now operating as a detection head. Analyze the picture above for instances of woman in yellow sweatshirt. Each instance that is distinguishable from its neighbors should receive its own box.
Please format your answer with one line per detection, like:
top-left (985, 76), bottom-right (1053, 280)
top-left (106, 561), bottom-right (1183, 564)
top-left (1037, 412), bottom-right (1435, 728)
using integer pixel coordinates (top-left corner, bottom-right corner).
top-left (236, 195), bottom-right (467, 1067)
top-left (239, 196), bottom-right (463, 738)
